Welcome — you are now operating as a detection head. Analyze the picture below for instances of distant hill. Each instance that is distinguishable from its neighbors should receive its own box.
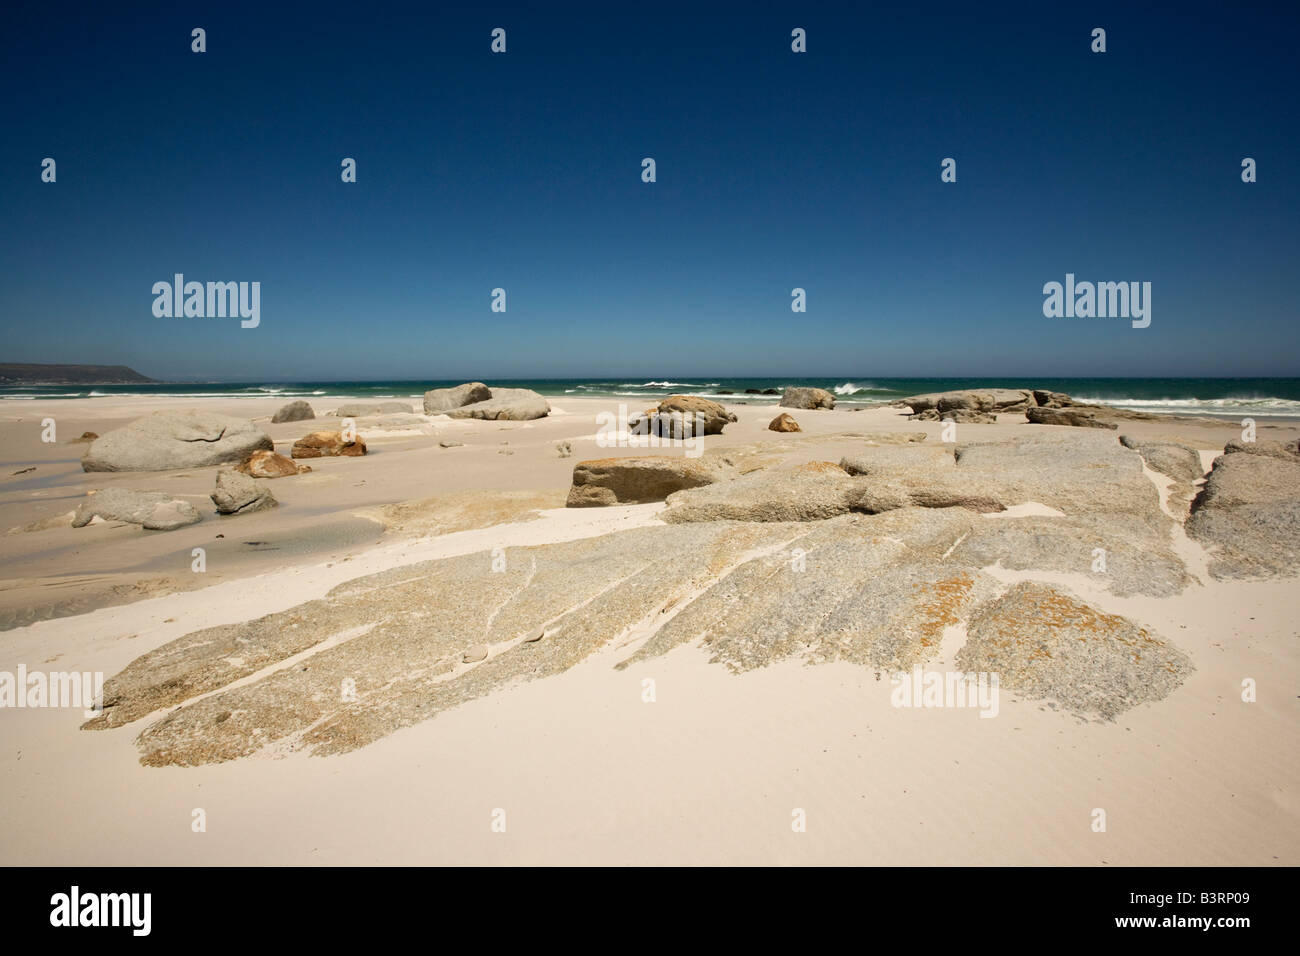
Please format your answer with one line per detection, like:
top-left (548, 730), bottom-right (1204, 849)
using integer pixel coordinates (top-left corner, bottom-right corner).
top-left (0, 363), bottom-right (158, 385)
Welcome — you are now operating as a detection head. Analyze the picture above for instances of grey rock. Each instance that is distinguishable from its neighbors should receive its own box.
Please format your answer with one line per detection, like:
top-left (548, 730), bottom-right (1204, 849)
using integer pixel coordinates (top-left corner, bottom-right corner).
top-left (1026, 406), bottom-right (1118, 429)
top-left (444, 388), bottom-right (550, 421)
top-left (1223, 438), bottom-right (1300, 462)
top-left (780, 387), bottom-right (836, 410)
top-left (663, 461), bottom-right (856, 522)
top-left (1119, 435), bottom-right (1204, 482)
top-left (1187, 453), bottom-right (1300, 578)
top-left (72, 488), bottom-right (202, 531)
top-left (82, 411), bottom-right (273, 473)
top-left (210, 468), bottom-right (278, 516)
top-left (423, 382), bottom-right (492, 415)
top-left (271, 400), bottom-right (315, 423)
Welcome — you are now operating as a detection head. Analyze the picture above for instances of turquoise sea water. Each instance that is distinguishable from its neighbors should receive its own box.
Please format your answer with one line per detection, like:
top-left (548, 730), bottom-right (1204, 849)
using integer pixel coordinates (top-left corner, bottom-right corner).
top-left (5, 378), bottom-right (1300, 418)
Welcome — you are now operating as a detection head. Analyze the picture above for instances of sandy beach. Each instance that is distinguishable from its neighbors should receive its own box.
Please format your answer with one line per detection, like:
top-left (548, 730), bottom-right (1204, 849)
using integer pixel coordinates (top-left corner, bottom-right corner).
top-left (1, 389), bottom-right (1296, 865)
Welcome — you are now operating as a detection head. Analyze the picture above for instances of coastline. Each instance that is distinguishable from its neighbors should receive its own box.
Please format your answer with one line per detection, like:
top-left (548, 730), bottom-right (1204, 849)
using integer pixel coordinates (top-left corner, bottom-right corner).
top-left (0, 389), bottom-right (1297, 865)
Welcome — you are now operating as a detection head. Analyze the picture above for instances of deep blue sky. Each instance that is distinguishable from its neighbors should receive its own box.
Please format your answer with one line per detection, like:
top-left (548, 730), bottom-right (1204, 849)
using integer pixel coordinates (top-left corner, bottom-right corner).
top-left (2, 1), bottom-right (1297, 381)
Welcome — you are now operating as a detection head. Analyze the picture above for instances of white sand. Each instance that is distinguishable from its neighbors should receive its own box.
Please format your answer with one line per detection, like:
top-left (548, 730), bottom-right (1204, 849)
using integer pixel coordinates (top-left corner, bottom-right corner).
top-left (0, 394), bottom-right (1296, 864)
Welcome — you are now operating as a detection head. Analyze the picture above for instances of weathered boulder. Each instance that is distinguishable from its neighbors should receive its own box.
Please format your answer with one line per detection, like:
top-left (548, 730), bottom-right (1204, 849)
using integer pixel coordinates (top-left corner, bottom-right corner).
top-left (1187, 452), bottom-right (1300, 579)
top-left (567, 456), bottom-right (736, 506)
top-left (422, 382), bottom-right (491, 415)
top-left (72, 488), bottom-right (202, 531)
top-left (291, 431), bottom-right (367, 458)
top-left (1026, 406), bottom-right (1118, 429)
top-left (780, 387), bottom-right (836, 410)
top-left (769, 413), bottom-right (801, 433)
top-left (1223, 438), bottom-right (1300, 462)
top-left (237, 450), bottom-right (307, 478)
top-left (628, 395), bottom-right (736, 437)
top-left (211, 468), bottom-right (277, 515)
top-left (1032, 390), bottom-right (1073, 408)
top-left (82, 411), bottom-right (273, 472)
top-left (271, 401), bottom-right (315, 423)
top-left (1118, 436), bottom-right (1204, 482)
top-left (444, 388), bottom-right (550, 421)
top-left (334, 402), bottom-right (414, 417)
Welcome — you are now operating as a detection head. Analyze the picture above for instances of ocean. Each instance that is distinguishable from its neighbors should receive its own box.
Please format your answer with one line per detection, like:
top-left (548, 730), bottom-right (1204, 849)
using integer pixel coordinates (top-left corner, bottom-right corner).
top-left (5, 377), bottom-right (1300, 419)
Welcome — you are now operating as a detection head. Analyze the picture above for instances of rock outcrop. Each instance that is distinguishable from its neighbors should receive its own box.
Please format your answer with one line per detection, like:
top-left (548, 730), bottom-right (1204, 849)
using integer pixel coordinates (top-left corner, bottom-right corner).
top-left (1026, 406), bottom-right (1118, 429)
top-left (1223, 438), bottom-right (1300, 462)
top-left (1187, 452), bottom-right (1300, 578)
top-left (81, 411), bottom-right (272, 472)
top-left (85, 509), bottom-right (1192, 765)
top-left (1118, 435), bottom-right (1204, 482)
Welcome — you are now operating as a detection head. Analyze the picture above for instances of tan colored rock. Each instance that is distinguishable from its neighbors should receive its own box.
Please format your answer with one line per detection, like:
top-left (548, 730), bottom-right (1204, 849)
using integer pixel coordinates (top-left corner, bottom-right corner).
top-left (238, 450), bottom-right (307, 478)
top-left (291, 431), bottom-right (367, 459)
top-left (567, 456), bottom-right (736, 506)
top-left (769, 413), bottom-right (801, 432)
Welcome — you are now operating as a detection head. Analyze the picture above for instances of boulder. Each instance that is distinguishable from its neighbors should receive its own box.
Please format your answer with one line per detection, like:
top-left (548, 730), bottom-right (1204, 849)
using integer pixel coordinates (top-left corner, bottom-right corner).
top-left (780, 387), bottom-right (836, 410)
top-left (769, 413), bottom-right (801, 433)
top-left (1118, 436), bottom-right (1203, 482)
top-left (423, 382), bottom-right (491, 415)
top-left (1223, 438), bottom-right (1300, 462)
top-left (1026, 406), bottom-right (1118, 429)
top-left (444, 388), bottom-right (551, 421)
top-left (211, 468), bottom-right (278, 515)
top-left (334, 402), bottom-right (414, 417)
top-left (237, 450), bottom-right (307, 478)
top-left (628, 396), bottom-right (736, 437)
top-left (291, 431), bottom-right (367, 458)
top-left (567, 456), bottom-right (737, 506)
top-left (271, 400), bottom-right (315, 423)
top-left (1187, 452), bottom-right (1300, 579)
top-left (82, 411), bottom-right (273, 472)
top-left (72, 488), bottom-right (202, 531)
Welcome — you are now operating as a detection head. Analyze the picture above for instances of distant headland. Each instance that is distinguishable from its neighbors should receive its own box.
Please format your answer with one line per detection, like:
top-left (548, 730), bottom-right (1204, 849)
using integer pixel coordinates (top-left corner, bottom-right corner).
top-left (0, 363), bottom-right (157, 385)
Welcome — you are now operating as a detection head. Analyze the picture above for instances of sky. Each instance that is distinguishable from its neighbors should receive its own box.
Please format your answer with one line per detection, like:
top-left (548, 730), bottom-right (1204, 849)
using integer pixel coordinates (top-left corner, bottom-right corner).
top-left (1, 1), bottom-right (1297, 382)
